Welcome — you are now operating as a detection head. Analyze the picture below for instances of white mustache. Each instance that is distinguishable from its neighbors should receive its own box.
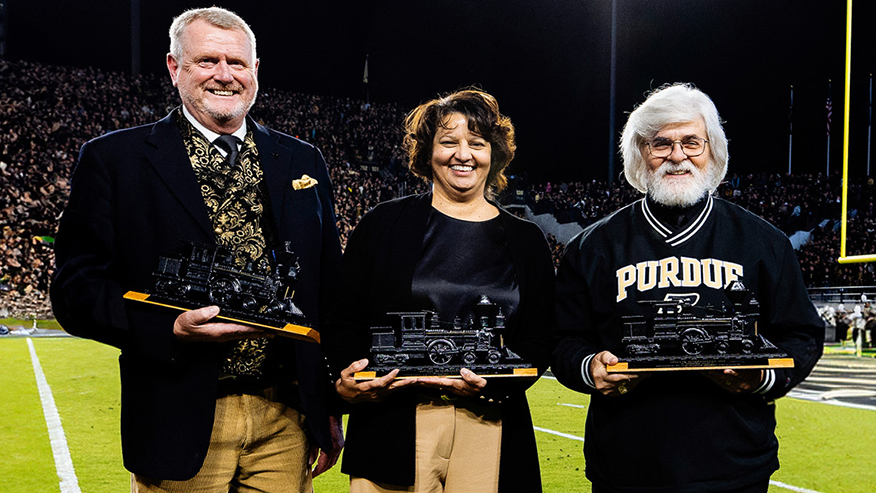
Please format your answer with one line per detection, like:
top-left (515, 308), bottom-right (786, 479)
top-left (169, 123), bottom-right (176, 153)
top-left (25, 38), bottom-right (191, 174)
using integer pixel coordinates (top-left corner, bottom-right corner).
top-left (658, 161), bottom-right (696, 176)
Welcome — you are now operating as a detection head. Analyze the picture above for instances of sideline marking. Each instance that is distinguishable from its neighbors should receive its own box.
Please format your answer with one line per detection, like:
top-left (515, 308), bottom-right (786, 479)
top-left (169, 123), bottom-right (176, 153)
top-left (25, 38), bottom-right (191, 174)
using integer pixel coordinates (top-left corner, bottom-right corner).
top-left (27, 338), bottom-right (82, 493)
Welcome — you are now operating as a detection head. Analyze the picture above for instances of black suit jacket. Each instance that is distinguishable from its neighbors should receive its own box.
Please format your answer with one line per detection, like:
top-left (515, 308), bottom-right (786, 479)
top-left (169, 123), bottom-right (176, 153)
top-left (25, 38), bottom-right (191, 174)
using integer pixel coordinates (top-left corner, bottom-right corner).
top-left (51, 110), bottom-right (342, 480)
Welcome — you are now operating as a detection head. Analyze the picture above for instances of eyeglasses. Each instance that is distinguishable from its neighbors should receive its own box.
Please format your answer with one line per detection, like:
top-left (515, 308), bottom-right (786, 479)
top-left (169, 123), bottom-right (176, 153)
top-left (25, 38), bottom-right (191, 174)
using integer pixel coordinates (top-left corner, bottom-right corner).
top-left (646, 137), bottom-right (709, 158)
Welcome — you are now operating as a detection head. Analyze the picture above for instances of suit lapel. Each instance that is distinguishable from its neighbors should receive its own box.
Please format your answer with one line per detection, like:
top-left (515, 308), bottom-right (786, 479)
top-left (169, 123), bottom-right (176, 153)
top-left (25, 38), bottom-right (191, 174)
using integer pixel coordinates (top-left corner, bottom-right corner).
top-left (143, 112), bottom-right (215, 238)
top-left (251, 119), bottom-right (293, 227)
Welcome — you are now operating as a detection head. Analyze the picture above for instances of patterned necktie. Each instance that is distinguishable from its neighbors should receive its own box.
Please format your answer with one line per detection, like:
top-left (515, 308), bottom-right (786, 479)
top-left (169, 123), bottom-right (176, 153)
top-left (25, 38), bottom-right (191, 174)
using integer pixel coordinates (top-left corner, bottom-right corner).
top-left (214, 135), bottom-right (241, 166)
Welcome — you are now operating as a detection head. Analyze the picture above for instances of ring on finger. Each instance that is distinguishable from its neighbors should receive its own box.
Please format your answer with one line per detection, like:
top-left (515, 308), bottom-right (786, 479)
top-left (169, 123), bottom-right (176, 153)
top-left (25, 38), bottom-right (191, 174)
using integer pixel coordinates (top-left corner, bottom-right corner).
top-left (618, 382), bottom-right (629, 395)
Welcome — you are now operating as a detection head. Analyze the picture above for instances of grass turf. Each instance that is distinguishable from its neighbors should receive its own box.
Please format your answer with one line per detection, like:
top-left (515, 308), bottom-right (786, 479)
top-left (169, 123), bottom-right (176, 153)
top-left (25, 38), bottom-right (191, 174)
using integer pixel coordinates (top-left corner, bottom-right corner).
top-left (34, 338), bottom-right (126, 493)
top-left (0, 339), bottom-right (58, 493)
top-left (772, 397), bottom-right (876, 493)
top-left (2, 336), bottom-right (873, 492)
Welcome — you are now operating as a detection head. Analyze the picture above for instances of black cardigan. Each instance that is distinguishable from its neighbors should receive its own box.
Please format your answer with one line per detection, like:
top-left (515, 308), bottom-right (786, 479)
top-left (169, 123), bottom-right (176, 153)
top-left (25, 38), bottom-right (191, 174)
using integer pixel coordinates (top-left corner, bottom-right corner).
top-left (324, 193), bottom-right (556, 490)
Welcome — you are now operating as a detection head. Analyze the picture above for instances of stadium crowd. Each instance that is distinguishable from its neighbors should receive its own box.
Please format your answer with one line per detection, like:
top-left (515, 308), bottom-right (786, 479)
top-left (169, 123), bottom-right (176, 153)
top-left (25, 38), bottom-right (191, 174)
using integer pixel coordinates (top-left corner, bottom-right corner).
top-left (0, 59), bottom-right (427, 318)
top-left (247, 86), bottom-right (430, 247)
top-left (2, 58), bottom-right (876, 319)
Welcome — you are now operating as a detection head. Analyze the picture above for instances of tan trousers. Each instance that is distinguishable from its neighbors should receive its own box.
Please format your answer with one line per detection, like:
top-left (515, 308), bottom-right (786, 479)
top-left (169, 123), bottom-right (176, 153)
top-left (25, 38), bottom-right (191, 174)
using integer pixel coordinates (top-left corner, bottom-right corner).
top-left (350, 398), bottom-right (502, 493)
top-left (132, 392), bottom-right (312, 493)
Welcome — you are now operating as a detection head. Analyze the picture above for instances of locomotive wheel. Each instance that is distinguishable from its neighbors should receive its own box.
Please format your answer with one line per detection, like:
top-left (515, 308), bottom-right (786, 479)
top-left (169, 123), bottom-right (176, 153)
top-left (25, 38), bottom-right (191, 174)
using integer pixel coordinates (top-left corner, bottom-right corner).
top-left (462, 352), bottom-right (477, 366)
top-left (680, 328), bottom-right (708, 355)
top-left (241, 297), bottom-right (259, 311)
top-left (374, 354), bottom-right (393, 365)
top-left (716, 341), bottom-right (730, 354)
top-left (155, 278), bottom-right (176, 294)
top-left (487, 350), bottom-right (502, 364)
top-left (428, 339), bottom-right (455, 365)
top-left (741, 339), bottom-right (755, 354)
top-left (174, 283), bottom-right (191, 296)
top-left (208, 278), bottom-right (237, 305)
top-left (265, 300), bottom-right (284, 315)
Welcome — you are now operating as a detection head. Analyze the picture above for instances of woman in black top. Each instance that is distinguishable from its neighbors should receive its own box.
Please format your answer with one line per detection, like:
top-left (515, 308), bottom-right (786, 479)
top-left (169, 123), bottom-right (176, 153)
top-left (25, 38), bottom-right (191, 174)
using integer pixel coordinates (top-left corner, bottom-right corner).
top-left (325, 89), bottom-right (555, 492)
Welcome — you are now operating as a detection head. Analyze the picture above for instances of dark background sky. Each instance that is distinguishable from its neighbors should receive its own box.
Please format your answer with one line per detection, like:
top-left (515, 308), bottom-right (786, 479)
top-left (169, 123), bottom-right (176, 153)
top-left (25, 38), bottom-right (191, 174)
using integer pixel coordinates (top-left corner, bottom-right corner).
top-left (5, 0), bottom-right (875, 183)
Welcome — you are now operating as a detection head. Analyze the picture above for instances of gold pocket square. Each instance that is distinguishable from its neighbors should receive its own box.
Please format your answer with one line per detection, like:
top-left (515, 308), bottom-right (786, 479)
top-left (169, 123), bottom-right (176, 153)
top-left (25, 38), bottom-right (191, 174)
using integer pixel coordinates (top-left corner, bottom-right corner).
top-left (292, 174), bottom-right (318, 190)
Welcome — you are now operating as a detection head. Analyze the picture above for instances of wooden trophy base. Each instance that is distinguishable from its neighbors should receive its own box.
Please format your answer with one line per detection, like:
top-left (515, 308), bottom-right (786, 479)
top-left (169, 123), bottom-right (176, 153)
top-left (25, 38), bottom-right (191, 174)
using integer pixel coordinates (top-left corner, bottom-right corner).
top-left (123, 291), bottom-right (320, 343)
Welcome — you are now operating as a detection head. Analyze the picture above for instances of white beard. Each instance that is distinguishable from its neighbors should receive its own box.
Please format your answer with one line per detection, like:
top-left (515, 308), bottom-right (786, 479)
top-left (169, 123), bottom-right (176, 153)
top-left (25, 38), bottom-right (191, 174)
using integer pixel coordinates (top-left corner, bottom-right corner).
top-left (644, 160), bottom-right (714, 207)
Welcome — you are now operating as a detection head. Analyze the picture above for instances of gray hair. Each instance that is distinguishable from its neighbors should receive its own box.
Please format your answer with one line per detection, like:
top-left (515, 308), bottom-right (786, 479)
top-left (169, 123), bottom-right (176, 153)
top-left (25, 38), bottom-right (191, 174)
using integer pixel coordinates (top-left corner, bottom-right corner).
top-left (620, 83), bottom-right (729, 193)
top-left (169, 7), bottom-right (257, 63)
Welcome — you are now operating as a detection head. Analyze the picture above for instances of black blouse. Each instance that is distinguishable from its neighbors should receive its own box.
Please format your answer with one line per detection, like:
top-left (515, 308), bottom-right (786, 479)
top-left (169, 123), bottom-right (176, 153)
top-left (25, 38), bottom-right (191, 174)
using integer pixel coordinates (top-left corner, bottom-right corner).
top-left (411, 207), bottom-right (520, 327)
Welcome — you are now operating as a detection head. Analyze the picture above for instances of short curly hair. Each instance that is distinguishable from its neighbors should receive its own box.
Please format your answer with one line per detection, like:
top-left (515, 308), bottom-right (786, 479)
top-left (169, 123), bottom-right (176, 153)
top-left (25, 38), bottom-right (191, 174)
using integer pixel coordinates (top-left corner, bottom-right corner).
top-left (403, 89), bottom-right (516, 195)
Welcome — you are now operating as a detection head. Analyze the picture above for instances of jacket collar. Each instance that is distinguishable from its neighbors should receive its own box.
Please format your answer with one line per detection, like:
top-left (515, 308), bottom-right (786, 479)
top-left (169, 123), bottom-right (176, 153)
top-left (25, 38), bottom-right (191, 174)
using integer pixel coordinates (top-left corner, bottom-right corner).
top-left (640, 194), bottom-right (714, 247)
top-left (250, 116), bottom-right (294, 228)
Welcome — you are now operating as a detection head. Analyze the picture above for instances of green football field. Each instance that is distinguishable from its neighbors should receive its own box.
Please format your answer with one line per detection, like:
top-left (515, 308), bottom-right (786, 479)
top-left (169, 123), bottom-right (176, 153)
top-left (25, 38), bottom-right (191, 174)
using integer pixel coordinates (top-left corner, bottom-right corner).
top-left (1, 337), bottom-right (873, 493)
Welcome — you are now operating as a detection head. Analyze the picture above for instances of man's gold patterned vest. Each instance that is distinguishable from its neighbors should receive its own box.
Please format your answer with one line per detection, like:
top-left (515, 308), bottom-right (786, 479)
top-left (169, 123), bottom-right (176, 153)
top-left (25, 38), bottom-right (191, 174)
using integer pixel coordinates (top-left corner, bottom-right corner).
top-left (176, 110), bottom-right (276, 378)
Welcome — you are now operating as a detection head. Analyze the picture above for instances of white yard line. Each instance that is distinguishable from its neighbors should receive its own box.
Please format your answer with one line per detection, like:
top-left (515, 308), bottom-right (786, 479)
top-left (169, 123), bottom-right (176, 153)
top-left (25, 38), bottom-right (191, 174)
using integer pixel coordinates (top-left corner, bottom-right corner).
top-left (558, 402), bottom-right (585, 408)
top-left (788, 389), bottom-right (876, 411)
top-left (533, 426), bottom-right (585, 442)
top-left (769, 480), bottom-right (825, 493)
top-left (27, 338), bottom-right (82, 493)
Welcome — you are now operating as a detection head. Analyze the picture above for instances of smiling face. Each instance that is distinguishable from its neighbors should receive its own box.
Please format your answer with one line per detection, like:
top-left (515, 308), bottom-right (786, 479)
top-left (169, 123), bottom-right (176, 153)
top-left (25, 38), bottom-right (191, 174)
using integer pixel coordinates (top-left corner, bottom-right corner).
top-left (167, 19), bottom-right (259, 134)
top-left (430, 112), bottom-right (492, 204)
top-left (643, 119), bottom-right (715, 207)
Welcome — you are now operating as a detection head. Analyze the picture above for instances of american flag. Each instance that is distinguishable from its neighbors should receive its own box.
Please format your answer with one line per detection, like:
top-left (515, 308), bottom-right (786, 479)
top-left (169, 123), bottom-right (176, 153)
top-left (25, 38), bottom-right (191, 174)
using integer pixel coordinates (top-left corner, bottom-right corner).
top-left (826, 86), bottom-right (833, 137)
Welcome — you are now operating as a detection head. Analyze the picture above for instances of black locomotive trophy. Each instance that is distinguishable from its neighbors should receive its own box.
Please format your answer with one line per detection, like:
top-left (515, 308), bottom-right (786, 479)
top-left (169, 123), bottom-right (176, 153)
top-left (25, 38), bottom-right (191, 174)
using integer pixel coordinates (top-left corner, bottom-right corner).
top-left (353, 295), bottom-right (538, 380)
top-left (606, 281), bottom-right (793, 372)
top-left (123, 241), bottom-right (319, 343)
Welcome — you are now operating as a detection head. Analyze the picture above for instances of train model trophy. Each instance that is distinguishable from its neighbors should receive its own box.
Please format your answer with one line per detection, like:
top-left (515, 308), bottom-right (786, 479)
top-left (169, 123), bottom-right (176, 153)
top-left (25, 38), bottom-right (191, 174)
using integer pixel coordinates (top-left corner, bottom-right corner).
top-left (607, 281), bottom-right (793, 372)
top-left (123, 241), bottom-right (319, 343)
top-left (354, 295), bottom-right (538, 380)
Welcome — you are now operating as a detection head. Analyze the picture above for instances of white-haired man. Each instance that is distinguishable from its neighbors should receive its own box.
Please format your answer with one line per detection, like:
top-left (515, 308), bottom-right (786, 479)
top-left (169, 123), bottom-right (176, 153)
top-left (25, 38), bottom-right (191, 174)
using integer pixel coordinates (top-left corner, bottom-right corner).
top-left (51, 7), bottom-right (343, 492)
top-left (552, 84), bottom-right (824, 493)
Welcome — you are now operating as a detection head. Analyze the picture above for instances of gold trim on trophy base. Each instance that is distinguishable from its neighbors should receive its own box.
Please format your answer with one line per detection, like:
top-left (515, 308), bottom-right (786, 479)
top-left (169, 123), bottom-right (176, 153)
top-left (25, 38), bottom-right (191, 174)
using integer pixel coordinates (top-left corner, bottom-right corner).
top-left (606, 357), bottom-right (794, 372)
top-left (123, 291), bottom-right (320, 343)
top-left (353, 367), bottom-right (538, 381)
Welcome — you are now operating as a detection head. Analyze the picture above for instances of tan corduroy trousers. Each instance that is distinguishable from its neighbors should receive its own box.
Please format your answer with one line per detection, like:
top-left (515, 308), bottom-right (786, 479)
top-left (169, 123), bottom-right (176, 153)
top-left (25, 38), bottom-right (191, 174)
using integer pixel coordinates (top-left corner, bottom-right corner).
top-left (132, 391), bottom-right (311, 493)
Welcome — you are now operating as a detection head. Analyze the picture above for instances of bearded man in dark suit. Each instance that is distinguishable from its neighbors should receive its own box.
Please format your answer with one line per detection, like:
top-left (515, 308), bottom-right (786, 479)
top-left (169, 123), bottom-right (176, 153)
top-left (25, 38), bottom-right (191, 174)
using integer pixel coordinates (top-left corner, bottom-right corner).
top-left (50, 6), bottom-right (343, 492)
